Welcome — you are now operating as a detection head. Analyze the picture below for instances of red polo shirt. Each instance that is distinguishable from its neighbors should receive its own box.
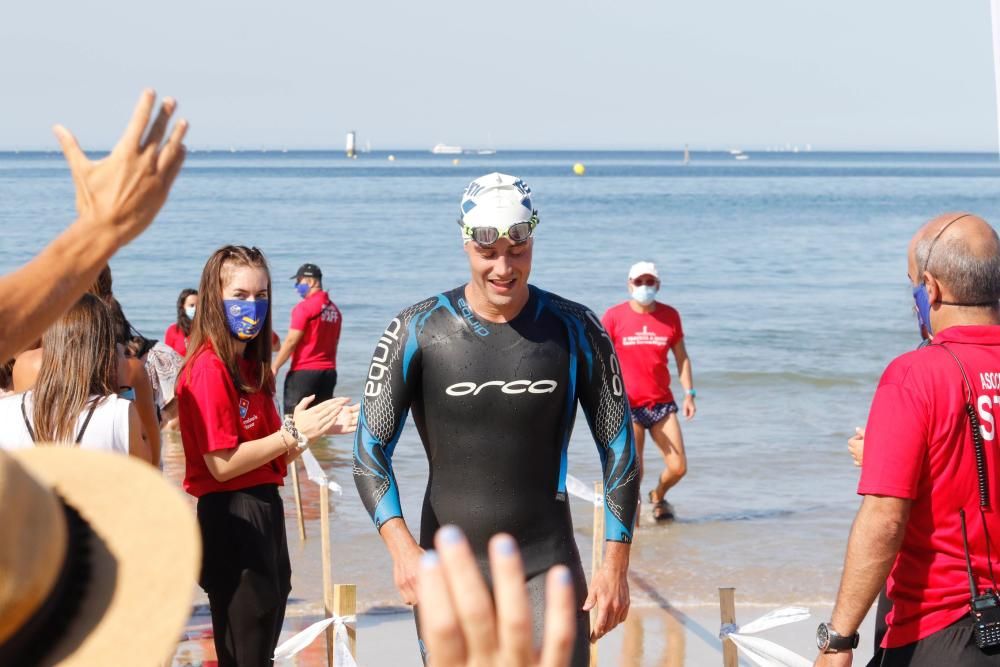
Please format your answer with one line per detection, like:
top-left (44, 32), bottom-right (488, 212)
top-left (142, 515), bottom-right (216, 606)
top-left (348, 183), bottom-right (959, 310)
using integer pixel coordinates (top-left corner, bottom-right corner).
top-left (290, 290), bottom-right (342, 371)
top-left (602, 301), bottom-right (684, 407)
top-left (859, 325), bottom-right (1000, 647)
top-left (177, 345), bottom-right (285, 497)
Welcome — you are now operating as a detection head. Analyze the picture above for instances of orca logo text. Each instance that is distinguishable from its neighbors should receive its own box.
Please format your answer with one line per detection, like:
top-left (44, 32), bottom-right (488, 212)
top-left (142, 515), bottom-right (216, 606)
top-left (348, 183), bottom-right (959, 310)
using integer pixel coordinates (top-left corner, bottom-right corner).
top-left (445, 379), bottom-right (558, 397)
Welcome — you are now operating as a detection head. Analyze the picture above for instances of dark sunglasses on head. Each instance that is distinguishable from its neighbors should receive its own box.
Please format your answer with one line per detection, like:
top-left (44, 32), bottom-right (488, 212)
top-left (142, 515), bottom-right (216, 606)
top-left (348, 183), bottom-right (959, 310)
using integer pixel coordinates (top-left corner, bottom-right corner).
top-left (632, 277), bottom-right (657, 287)
top-left (457, 214), bottom-right (539, 247)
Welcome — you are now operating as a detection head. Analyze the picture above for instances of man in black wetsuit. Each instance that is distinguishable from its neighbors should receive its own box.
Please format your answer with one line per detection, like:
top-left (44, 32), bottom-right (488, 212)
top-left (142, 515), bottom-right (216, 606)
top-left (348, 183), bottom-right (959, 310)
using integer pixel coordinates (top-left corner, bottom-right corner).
top-left (353, 172), bottom-right (639, 665)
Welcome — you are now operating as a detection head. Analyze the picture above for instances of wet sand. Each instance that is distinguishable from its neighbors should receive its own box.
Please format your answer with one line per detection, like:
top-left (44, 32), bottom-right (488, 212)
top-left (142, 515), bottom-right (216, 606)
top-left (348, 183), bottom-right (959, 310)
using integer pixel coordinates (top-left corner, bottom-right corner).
top-left (163, 430), bottom-right (879, 666)
top-left (173, 595), bottom-right (877, 666)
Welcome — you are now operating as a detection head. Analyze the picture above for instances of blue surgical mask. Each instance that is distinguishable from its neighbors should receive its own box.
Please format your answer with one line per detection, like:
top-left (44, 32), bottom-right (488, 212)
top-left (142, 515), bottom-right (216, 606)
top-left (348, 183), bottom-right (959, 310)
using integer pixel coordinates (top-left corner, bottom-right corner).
top-left (184, 305), bottom-right (196, 320)
top-left (119, 387), bottom-right (136, 401)
top-left (295, 282), bottom-right (310, 298)
top-left (223, 299), bottom-right (268, 340)
top-left (632, 285), bottom-right (657, 307)
top-left (912, 283), bottom-right (933, 340)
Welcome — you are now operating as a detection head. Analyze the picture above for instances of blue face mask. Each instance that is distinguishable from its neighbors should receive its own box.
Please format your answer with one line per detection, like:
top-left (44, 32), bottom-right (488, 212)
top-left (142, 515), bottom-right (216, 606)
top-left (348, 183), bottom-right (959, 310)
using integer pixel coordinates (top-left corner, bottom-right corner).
top-left (119, 387), bottom-right (136, 401)
top-left (912, 283), bottom-right (933, 340)
top-left (631, 285), bottom-right (657, 307)
top-left (295, 282), bottom-right (310, 298)
top-left (223, 299), bottom-right (268, 340)
top-left (184, 305), bottom-right (196, 320)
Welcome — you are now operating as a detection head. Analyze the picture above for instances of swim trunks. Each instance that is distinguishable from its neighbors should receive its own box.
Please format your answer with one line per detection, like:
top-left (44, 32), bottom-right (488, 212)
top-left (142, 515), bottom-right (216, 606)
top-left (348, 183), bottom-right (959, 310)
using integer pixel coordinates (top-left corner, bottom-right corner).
top-left (630, 401), bottom-right (678, 429)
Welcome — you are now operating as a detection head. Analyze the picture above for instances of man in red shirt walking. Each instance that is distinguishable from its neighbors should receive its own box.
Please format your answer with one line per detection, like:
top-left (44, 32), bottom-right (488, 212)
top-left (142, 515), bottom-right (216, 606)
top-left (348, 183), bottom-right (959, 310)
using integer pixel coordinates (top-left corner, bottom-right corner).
top-left (602, 261), bottom-right (696, 522)
top-left (814, 213), bottom-right (1000, 667)
top-left (272, 263), bottom-right (342, 417)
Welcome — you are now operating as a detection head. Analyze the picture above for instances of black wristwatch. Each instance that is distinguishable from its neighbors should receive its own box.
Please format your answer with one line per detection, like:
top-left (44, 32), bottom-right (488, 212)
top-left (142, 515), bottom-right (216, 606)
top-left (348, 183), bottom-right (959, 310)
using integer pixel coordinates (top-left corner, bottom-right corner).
top-left (816, 622), bottom-right (859, 653)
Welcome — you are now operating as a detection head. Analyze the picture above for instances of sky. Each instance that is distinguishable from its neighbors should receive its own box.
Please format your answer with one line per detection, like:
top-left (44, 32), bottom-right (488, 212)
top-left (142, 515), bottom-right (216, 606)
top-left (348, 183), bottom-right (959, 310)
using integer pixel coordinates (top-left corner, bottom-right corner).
top-left (0, 1), bottom-right (997, 151)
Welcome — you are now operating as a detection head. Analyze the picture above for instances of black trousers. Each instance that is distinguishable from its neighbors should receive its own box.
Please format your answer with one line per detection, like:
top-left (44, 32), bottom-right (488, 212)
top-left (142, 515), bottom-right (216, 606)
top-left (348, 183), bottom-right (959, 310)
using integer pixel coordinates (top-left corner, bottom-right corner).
top-left (283, 368), bottom-right (338, 416)
top-left (197, 485), bottom-right (292, 667)
top-left (870, 613), bottom-right (1000, 666)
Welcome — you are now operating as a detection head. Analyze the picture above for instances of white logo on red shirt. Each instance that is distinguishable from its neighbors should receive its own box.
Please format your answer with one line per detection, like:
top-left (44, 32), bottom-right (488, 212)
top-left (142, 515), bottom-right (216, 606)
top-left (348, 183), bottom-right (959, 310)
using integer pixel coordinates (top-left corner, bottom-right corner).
top-left (238, 397), bottom-right (259, 430)
top-left (320, 303), bottom-right (340, 324)
top-left (622, 325), bottom-right (671, 347)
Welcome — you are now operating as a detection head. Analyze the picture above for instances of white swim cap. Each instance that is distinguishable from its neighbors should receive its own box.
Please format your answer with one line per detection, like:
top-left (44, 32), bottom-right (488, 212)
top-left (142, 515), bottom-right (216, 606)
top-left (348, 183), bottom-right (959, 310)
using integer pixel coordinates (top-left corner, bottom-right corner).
top-left (459, 172), bottom-right (538, 239)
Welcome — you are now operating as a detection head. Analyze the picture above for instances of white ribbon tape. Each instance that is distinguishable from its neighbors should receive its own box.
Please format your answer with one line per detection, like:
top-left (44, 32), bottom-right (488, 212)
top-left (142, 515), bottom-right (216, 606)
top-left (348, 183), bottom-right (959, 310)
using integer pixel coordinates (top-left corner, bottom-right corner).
top-left (300, 447), bottom-right (344, 495)
top-left (273, 614), bottom-right (357, 665)
top-left (565, 474), bottom-right (603, 506)
top-left (719, 606), bottom-right (812, 667)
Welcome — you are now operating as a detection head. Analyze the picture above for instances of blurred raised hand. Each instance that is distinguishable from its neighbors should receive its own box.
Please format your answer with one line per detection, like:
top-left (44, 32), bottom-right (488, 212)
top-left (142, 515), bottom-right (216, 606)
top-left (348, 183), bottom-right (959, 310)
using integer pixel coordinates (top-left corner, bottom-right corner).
top-left (0, 90), bottom-right (188, 361)
top-left (417, 526), bottom-right (576, 667)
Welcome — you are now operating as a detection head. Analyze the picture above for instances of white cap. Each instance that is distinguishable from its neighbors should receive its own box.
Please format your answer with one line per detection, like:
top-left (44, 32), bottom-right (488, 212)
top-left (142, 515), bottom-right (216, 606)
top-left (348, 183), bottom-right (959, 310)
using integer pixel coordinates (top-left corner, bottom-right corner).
top-left (459, 172), bottom-right (536, 233)
top-left (628, 261), bottom-right (659, 281)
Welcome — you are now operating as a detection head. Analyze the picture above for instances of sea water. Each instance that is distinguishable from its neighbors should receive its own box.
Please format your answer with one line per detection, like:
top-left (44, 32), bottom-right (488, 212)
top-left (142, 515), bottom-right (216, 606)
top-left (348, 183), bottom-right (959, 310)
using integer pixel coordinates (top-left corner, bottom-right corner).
top-left (2, 149), bottom-right (999, 610)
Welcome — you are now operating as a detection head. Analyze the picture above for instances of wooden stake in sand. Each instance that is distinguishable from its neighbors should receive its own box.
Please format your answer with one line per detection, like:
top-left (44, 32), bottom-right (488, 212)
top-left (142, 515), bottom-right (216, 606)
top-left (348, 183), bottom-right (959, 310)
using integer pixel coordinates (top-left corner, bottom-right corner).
top-left (590, 481), bottom-right (605, 667)
top-left (289, 457), bottom-right (306, 542)
top-left (719, 587), bottom-right (738, 667)
top-left (320, 483), bottom-right (334, 667)
top-left (334, 584), bottom-right (358, 663)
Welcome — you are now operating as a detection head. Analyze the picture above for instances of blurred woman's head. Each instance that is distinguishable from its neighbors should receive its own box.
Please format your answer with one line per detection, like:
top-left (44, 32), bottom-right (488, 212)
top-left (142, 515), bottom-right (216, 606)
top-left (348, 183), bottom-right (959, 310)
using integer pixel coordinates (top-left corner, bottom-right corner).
top-left (33, 294), bottom-right (118, 442)
top-left (176, 288), bottom-right (198, 336)
top-left (186, 246), bottom-right (273, 393)
top-left (89, 265), bottom-right (154, 358)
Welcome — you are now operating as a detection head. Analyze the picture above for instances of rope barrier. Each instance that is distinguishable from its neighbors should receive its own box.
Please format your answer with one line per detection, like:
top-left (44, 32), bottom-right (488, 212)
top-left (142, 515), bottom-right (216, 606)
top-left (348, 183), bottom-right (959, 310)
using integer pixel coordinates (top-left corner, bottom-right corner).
top-left (300, 447), bottom-right (344, 494)
top-left (718, 607), bottom-right (812, 667)
top-left (273, 614), bottom-right (357, 666)
top-left (566, 473), bottom-right (603, 506)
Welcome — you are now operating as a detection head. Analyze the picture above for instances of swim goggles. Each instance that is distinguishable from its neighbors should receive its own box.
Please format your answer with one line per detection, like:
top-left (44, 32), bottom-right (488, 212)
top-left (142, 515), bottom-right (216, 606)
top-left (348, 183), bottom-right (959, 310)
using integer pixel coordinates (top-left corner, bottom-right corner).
top-left (457, 213), bottom-right (539, 247)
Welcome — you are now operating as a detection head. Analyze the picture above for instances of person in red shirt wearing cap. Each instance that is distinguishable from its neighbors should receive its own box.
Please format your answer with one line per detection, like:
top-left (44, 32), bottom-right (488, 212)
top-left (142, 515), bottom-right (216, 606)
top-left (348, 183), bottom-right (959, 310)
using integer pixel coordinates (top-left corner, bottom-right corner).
top-left (602, 261), bottom-right (696, 522)
top-left (814, 213), bottom-right (1000, 667)
top-left (272, 263), bottom-right (342, 418)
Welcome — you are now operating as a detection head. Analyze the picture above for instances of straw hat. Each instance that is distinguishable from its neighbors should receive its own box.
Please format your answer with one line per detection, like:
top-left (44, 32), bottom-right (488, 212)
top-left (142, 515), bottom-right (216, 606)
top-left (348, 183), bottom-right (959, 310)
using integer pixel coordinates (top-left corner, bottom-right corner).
top-left (0, 447), bottom-right (200, 666)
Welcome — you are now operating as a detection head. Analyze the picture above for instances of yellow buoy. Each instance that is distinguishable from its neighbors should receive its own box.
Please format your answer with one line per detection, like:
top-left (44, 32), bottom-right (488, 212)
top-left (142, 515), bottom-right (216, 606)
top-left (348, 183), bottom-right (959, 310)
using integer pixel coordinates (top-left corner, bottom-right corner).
top-left (452, 158), bottom-right (460, 165)
top-left (572, 163), bottom-right (586, 176)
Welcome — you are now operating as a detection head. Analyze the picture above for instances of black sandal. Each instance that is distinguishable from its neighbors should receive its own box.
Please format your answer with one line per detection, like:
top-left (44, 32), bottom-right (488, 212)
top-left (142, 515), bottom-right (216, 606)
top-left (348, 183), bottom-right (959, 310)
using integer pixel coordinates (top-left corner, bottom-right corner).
top-left (648, 491), bottom-right (674, 522)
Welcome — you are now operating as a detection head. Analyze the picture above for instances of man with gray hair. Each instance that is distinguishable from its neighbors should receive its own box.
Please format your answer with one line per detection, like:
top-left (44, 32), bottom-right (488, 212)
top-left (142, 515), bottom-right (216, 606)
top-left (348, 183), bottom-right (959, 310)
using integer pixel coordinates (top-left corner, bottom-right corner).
top-left (814, 213), bottom-right (1000, 666)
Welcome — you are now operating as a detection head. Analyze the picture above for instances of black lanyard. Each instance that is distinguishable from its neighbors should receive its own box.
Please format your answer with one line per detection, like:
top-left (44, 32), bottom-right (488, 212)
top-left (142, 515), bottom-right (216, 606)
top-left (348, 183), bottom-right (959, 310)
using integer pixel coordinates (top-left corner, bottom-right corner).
top-left (21, 394), bottom-right (99, 444)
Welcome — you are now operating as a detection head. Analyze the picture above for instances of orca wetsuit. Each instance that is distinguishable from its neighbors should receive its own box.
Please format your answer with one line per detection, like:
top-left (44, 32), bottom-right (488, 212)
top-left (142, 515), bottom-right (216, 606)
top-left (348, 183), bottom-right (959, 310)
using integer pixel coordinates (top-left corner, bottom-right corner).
top-left (353, 284), bottom-right (638, 665)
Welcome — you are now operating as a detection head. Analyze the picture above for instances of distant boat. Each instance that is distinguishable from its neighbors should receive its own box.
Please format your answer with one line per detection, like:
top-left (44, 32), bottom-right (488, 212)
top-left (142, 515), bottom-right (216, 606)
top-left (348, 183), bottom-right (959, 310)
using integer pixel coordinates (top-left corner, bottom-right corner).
top-left (729, 148), bottom-right (743, 156)
top-left (735, 153), bottom-right (749, 161)
top-left (476, 149), bottom-right (496, 155)
top-left (345, 131), bottom-right (357, 158)
top-left (432, 143), bottom-right (463, 155)
top-left (683, 145), bottom-right (690, 165)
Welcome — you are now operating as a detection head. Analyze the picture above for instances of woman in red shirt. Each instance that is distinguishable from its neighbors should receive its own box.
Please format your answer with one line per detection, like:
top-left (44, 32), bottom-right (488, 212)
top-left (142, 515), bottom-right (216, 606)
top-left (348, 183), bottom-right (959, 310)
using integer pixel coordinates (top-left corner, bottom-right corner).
top-left (176, 245), bottom-right (357, 667)
top-left (165, 287), bottom-right (197, 356)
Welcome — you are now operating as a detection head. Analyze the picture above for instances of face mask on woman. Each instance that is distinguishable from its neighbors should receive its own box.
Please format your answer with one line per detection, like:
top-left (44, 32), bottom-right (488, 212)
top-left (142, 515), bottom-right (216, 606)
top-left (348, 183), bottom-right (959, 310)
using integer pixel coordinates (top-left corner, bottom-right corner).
top-left (184, 305), bottom-right (196, 320)
top-left (631, 285), bottom-right (657, 306)
top-left (223, 299), bottom-right (268, 340)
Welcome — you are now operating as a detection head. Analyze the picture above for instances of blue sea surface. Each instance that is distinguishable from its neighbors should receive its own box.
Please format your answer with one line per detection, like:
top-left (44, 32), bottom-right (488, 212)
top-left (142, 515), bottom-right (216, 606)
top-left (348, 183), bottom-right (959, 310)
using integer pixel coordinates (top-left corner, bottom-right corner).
top-left (2, 149), bottom-right (999, 607)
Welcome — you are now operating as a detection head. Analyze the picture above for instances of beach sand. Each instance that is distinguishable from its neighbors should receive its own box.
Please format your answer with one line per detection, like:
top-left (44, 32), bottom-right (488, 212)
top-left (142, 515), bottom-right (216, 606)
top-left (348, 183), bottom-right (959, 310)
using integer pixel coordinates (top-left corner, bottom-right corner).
top-left (173, 591), bottom-right (877, 666)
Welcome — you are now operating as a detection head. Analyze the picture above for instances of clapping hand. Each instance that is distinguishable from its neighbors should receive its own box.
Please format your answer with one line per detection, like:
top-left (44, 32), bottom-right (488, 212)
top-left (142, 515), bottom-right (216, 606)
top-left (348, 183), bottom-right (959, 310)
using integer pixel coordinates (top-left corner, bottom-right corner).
top-left (292, 396), bottom-right (353, 441)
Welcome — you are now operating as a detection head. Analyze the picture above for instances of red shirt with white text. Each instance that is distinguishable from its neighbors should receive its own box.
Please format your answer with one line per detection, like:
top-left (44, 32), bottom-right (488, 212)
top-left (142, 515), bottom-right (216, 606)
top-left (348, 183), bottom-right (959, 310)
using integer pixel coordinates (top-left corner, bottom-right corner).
top-left (859, 326), bottom-right (1000, 647)
top-left (602, 301), bottom-right (684, 408)
top-left (177, 346), bottom-right (284, 497)
top-left (290, 291), bottom-right (342, 371)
